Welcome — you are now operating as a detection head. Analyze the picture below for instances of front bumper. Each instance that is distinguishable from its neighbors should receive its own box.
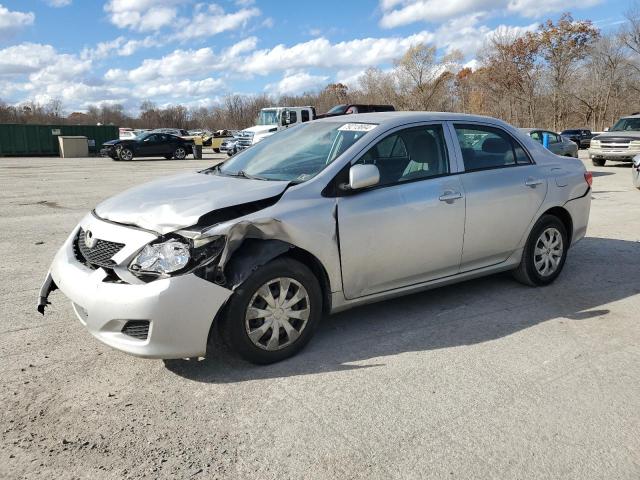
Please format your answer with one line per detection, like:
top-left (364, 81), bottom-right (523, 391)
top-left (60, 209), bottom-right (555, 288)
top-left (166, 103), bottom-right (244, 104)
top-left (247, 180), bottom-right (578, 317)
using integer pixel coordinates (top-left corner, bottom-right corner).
top-left (589, 146), bottom-right (640, 161)
top-left (100, 146), bottom-right (117, 157)
top-left (42, 213), bottom-right (232, 359)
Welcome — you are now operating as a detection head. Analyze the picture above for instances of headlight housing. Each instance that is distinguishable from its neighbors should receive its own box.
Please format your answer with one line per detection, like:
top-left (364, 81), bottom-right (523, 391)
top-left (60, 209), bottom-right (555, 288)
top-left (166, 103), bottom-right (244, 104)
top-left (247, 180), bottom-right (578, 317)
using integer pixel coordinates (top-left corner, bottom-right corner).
top-left (129, 235), bottom-right (225, 278)
top-left (130, 239), bottom-right (190, 275)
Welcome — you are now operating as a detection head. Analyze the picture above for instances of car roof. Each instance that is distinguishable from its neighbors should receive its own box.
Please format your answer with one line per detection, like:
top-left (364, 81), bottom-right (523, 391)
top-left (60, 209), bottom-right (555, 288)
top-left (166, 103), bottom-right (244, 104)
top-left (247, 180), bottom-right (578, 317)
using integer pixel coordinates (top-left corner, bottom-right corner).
top-left (314, 111), bottom-right (514, 129)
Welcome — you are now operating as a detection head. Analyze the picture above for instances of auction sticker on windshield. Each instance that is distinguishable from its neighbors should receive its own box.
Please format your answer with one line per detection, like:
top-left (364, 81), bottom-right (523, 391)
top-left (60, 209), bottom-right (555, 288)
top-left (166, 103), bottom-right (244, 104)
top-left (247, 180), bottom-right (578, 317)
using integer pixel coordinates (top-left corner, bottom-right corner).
top-left (338, 123), bottom-right (377, 132)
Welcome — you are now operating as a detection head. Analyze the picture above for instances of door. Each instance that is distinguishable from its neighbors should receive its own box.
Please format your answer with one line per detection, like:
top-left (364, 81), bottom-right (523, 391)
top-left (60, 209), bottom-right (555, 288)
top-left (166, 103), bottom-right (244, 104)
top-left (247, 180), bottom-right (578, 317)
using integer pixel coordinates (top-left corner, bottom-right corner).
top-left (337, 124), bottom-right (465, 299)
top-left (137, 134), bottom-right (164, 156)
top-left (453, 123), bottom-right (547, 271)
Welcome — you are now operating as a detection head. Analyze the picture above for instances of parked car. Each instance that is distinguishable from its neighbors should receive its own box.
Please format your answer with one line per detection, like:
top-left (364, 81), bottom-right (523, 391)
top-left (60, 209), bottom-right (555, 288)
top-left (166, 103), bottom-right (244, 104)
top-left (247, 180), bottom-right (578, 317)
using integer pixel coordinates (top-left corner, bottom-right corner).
top-left (119, 128), bottom-right (137, 140)
top-left (152, 128), bottom-right (190, 137)
top-left (560, 129), bottom-right (593, 148)
top-left (219, 137), bottom-right (238, 156)
top-left (210, 130), bottom-right (236, 152)
top-left (633, 155), bottom-right (640, 189)
top-left (521, 129), bottom-right (578, 157)
top-left (100, 132), bottom-right (194, 161)
top-left (315, 104), bottom-right (396, 119)
top-left (589, 114), bottom-right (640, 166)
top-left (39, 112), bottom-right (591, 364)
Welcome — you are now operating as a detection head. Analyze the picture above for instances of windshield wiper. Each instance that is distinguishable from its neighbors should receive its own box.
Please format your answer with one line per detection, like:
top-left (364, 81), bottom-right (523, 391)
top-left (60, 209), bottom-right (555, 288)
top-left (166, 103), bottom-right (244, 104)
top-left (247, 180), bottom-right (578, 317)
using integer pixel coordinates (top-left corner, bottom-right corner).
top-left (226, 170), bottom-right (270, 181)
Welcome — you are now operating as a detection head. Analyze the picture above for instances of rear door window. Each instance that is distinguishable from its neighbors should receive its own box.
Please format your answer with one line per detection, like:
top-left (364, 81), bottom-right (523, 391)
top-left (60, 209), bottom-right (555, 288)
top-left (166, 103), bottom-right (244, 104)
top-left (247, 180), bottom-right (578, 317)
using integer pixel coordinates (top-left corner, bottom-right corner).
top-left (454, 124), bottom-right (531, 171)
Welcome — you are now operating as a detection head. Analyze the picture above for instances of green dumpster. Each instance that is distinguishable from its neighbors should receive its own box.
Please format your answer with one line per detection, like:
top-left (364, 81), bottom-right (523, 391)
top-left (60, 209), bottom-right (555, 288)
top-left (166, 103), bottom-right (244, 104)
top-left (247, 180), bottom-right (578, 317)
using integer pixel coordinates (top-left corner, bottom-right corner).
top-left (0, 124), bottom-right (119, 156)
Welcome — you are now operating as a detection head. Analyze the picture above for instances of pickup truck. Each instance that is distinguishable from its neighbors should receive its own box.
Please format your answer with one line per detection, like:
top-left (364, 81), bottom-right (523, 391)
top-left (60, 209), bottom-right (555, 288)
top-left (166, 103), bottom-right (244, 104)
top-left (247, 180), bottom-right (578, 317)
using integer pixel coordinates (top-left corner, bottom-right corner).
top-left (589, 114), bottom-right (640, 166)
top-left (560, 129), bottom-right (593, 149)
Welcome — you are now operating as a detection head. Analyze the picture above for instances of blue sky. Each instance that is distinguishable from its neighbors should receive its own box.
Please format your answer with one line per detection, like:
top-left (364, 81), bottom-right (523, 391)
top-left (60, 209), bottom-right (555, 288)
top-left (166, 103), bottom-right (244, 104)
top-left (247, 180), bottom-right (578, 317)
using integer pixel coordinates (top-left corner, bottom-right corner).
top-left (0, 0), bottom-right (631, 113)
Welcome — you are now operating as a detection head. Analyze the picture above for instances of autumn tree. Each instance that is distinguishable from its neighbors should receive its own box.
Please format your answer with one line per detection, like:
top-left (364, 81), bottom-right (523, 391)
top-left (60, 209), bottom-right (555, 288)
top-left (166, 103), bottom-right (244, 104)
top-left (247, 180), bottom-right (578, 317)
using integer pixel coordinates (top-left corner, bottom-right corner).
top-left (537, 13), bottom-right (599, 130)
top-left (394, 43), bottom-right (462, 110)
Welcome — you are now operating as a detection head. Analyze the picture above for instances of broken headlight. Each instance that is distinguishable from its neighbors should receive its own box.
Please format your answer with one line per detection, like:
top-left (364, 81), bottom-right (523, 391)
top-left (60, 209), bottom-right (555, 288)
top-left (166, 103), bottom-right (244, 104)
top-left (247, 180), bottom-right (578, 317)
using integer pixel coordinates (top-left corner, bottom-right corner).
top-left (129, 236), bottom-right (225, 277)
top-left (130, 239), bottom-right (190, 275)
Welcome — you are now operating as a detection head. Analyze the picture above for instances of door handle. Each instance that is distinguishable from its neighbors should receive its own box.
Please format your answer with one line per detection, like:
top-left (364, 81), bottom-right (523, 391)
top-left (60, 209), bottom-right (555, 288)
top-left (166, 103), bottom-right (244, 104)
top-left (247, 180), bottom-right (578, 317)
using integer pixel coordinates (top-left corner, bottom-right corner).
top-left (525, 178), bottom-right (544, 187)
top-left (438, 191), bottom-right (463, 202)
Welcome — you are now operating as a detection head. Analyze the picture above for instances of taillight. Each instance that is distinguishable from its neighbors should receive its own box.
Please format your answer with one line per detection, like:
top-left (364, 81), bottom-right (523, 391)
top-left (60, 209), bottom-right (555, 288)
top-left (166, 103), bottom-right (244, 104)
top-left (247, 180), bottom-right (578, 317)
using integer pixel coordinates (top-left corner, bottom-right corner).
top-left (584, 171), bottom-right (593, 187)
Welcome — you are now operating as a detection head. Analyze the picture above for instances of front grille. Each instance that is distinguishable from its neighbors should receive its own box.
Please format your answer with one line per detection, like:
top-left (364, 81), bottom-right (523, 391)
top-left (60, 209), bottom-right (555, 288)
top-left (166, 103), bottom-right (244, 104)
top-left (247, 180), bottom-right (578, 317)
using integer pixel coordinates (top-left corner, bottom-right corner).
top-left (600, 138), bottom-right (631, 144)
top-left (121, 320), bottom-right (150, 340)
top-left (75, 228), bottom-right (125, 269)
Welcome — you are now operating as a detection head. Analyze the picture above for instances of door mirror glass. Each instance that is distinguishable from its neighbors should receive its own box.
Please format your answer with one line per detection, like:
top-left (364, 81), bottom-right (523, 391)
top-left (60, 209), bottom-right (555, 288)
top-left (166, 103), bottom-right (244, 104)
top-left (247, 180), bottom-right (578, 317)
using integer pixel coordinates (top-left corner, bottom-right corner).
top-left (349, 164), bottom-right (380, 190)
top-left (282, 109), bottom-right (291, 126)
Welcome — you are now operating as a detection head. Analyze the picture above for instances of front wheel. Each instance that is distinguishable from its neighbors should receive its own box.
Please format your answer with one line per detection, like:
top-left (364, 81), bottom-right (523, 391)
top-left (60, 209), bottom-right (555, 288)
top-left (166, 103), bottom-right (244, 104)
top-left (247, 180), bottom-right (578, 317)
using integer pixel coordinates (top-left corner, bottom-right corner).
top-left (219, 257), bottom-right (322, 364)
top-left (118, 148), bottom-right (133, 161)
top-left (592, 158), bottom-right (606, 166)
top-left (512, 214), bottom-right (568, 286)
top-left (173, 146), bottom-right (187, 160)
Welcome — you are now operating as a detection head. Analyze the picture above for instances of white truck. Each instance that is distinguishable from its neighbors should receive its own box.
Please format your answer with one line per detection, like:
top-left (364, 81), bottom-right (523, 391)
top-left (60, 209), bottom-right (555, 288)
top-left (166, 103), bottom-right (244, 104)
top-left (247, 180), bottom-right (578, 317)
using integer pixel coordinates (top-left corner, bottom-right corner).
top-left (235, 106), bottom-right (316, 151)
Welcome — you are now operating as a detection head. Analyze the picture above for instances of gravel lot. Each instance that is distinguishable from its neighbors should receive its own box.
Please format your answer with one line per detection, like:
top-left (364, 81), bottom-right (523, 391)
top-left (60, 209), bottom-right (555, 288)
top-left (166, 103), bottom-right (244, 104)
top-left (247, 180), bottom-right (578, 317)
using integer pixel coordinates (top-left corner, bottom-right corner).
top-left (1, 151), bottom-right (639, 479)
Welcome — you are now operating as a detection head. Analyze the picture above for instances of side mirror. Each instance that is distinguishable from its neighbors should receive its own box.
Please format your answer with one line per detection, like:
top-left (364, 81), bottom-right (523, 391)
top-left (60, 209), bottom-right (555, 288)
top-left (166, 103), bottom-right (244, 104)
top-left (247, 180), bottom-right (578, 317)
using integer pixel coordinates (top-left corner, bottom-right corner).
top-left (281, 109), bottom-right (291, 126)
top-left (349, 164), bottom-right (380, 190)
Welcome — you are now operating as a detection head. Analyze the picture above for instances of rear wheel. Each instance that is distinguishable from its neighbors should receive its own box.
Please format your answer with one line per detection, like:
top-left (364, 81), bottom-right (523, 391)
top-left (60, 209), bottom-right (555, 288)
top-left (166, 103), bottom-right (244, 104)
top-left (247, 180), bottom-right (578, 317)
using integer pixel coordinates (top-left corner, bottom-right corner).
top-left (513, 214), bottom-right (568, 287)
top-left (173, 146), bottom-right (187, 160)
top-left (592, 158), bottom-right (606, 166)
top-left (118, 148), bottom-right (133, 161)
top-left (219, 257), bottom-right (322, 364)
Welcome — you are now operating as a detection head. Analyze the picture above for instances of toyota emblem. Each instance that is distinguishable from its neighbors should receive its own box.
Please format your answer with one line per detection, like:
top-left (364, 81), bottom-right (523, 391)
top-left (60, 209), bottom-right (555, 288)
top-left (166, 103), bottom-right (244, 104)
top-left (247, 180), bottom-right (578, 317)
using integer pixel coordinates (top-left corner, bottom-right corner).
top-left (84, 230), bottom-right (97, 248)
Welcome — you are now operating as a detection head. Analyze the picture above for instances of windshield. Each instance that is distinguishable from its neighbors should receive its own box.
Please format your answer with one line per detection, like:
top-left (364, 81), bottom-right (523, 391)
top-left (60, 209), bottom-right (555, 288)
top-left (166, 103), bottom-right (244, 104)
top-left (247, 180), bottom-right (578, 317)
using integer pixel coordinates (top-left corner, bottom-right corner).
top-left (214, 122), bottom-right (377, 182)
top-left (257, 109), bottom-right (279, 125)
top-left (610, 118), bottom-right (640, 132)
top-left (327, 105), bottom-right (347, 114)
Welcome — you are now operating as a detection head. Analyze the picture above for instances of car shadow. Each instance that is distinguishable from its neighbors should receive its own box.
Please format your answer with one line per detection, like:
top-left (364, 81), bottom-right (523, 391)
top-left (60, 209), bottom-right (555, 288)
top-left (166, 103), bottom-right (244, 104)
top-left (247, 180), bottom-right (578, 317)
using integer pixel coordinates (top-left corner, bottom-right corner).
top-left (590, 172), bottom-right (616, 177)
top-left (164, 237), bottom-right (639, 383)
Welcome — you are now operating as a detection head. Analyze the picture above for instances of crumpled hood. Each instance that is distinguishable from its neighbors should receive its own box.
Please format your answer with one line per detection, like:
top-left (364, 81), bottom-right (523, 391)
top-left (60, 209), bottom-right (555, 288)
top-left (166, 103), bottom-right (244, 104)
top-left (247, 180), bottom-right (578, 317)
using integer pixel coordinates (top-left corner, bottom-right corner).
top-left (594, 131), bottom-right (640, 141)
top-left (95, 171), bottom-right (289, 234)
top-left (102, 139), bottom-right (121, 146)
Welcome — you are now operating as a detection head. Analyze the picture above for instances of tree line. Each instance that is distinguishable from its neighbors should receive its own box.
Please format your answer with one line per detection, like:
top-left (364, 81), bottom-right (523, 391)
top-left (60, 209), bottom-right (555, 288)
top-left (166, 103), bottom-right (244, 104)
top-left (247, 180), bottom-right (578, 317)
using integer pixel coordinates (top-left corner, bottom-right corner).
top-left (1, 9), bottom-right (639, 133)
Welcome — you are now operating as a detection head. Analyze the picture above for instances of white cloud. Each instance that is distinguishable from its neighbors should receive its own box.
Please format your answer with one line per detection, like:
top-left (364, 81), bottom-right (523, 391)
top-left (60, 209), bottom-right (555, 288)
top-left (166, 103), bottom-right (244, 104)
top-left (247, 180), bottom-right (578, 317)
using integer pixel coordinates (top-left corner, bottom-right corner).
top-left (240, 32), bottom-right (435, 75)
top-left (0, 4), bottom-right (35, 38)
top-left (432, 13), bottom-right (539, 56)
top-left (506, 0), bottom-right (602, 17)
top-left (378, 0), bottom-right (603, 27)
top-left (44, 0), bottom-right (72, 7)
top-left (0, 43), bottom-right (57, 75)
top-left (104, 0), bottom-right (186, 32)
top-left (173, 4), bottom-right (260, 40)
top-left (265, 71), bottom-right (329, 95)
top-left (81, 35), bottom-right (161, 60)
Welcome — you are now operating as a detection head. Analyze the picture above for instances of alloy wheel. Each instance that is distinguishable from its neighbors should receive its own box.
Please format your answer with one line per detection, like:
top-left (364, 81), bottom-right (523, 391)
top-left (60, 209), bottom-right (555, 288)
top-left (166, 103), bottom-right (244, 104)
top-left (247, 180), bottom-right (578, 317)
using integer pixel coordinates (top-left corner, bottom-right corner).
top-left (534, 227), bottom-right (563, 277)
top-left (175, 147), bottom-right (186, 159)
top-left (244, 277), bottom-right (310, 351)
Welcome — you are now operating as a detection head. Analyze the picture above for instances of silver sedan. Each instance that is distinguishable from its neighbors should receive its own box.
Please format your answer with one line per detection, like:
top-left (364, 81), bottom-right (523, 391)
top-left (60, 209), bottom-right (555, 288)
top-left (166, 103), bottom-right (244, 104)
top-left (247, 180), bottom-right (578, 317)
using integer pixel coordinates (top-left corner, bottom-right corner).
top-left (40, 112), bottom-right (592, 364)
top-left (521, 128), bottom-right (579, 157)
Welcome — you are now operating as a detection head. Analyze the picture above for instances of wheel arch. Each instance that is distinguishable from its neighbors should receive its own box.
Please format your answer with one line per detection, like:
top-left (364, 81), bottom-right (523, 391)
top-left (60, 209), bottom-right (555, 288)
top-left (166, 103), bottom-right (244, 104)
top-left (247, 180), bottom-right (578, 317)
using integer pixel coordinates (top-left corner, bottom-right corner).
top-left (540, 206), bottom-right (573, 244)
top-left (223, 239), bottom-right (332, 315)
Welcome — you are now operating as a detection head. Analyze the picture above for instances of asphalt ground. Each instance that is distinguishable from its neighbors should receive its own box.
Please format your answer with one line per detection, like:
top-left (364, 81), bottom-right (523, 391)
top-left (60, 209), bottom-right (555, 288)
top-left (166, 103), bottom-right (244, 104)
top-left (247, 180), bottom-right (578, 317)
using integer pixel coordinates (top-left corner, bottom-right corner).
top-left (1, 150), bottom-right (639, 479)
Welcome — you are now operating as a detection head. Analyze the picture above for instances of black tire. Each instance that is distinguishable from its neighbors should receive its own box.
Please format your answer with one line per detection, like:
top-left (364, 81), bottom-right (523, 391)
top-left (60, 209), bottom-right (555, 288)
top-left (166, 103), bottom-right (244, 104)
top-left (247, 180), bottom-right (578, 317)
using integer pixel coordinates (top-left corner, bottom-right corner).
top-left (512, 214), bottom-right (568, 287)
top-left (592, 158), bottom-right (606, 166)
top-left (218, 257), bottom-right (322, 364)
top-left (173, 146), bottom-right (187, 160)
top-left (118, 148), bottom-right (134, 161)
top-left (213, 148), bottom-right (220, 153)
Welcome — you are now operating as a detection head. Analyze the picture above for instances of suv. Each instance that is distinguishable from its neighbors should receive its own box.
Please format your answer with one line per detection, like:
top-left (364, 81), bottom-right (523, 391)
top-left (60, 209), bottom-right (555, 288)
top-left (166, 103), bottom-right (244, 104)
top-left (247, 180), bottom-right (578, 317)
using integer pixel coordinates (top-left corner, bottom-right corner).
top-left (589, 114), bottom-right (640, 166)
top-left (315, 104), bottom-right (395, 119)
top-left (560, 129), bottom-right (593, 149)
